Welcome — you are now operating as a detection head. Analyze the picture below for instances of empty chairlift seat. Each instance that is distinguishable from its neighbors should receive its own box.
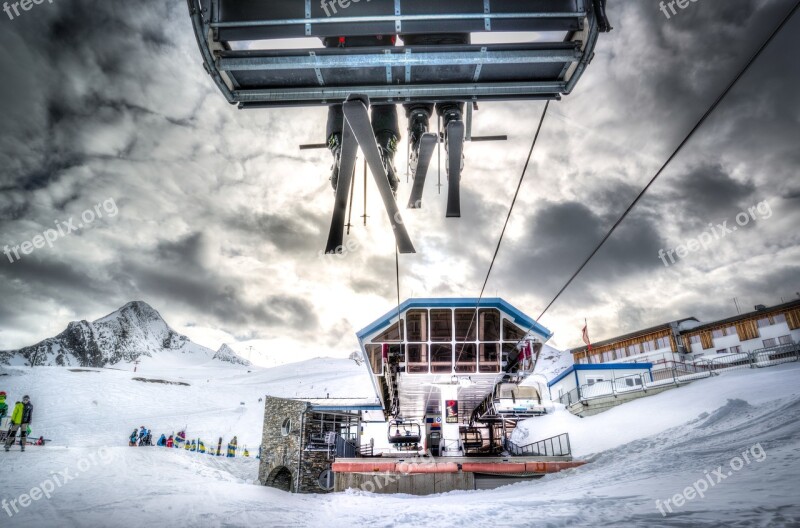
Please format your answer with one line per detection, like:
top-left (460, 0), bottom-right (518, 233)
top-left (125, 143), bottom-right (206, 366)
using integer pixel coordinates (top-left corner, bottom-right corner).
top-left (187, 0), bottom-right (611, 108)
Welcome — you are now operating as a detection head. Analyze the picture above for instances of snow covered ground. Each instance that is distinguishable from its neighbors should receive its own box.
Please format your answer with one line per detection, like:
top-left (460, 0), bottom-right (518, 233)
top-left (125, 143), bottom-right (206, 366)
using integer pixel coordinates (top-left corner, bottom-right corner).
top-left (1, 359), bottom-right (799, 527)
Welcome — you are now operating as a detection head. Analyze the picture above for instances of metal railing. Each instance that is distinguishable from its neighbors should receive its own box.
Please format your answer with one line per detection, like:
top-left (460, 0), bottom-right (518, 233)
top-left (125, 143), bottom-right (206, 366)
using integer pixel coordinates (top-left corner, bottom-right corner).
top-left (506, 432), bottom-right (571, 457)
top-left (557, 342), bottom-right (800, 407)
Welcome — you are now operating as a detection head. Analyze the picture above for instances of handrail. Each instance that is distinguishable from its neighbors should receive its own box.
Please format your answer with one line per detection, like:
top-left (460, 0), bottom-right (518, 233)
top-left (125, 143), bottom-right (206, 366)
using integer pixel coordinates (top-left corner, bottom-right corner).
top-left (506, 432), bottom-right (571, 457)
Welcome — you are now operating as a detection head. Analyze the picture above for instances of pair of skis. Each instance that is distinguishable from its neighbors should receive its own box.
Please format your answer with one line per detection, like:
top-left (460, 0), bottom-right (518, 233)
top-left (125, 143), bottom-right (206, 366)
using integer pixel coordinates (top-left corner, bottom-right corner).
top-left (324, 96), bottom-right (469, 255)
top-left (326, 96), bottom-right (416, 255)
top-left (407, 120), bottom-right (465, 219)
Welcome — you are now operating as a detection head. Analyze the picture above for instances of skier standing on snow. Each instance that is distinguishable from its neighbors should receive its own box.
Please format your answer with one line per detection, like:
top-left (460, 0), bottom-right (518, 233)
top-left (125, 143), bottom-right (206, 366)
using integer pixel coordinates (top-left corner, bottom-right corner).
top-left (4, 395), bottom-right (32, 452)
top-left (0, 391), bottom-right (8, 420)
top-left (227, 436), bottom-right (238, 458)
top-left (166, 435), bottom-right (174, 448)
top-left (157, 434), bottom-right (167, 447)
top-left (0, 392), bottom-right (8, 443)
top-left (129, 429), bottom-right (139, 446)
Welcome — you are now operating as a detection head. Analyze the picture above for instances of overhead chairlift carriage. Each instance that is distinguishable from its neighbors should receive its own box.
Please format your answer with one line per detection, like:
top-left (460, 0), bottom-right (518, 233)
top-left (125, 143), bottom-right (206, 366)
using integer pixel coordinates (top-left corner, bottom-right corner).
top-left (187, 0), bottom-right (611, 253)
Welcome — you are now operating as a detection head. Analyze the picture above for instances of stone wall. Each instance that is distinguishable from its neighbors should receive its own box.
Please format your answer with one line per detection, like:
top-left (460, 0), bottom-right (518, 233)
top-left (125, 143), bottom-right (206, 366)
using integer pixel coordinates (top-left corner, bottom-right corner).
top-left (258, 396), bottom-right (338, 494)
top-left (258, 396), bottom-right (308, 492)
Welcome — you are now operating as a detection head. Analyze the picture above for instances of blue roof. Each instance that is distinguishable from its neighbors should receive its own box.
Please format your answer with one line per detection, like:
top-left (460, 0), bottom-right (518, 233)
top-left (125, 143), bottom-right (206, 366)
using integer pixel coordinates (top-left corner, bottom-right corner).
top-left (356, 298), bottom-right (553, 342)
top-left (547, 363), bottom-right (654, 387)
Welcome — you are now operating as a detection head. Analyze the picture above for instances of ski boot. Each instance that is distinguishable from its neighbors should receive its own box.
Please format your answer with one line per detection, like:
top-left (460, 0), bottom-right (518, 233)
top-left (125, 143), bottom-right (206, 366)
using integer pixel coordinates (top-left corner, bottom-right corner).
top-left (20, 443), bottom-right (24, 452)
top-left (443, 107), bottom-right (465, 179)
top-left (408, 109), bottom-right (431, 179)
top-left (4, 444), bottom-right (9, 452)
top-left (377, 132), bottom-right (400, 197)
top-left (327, 133), bottom-right (342, 193)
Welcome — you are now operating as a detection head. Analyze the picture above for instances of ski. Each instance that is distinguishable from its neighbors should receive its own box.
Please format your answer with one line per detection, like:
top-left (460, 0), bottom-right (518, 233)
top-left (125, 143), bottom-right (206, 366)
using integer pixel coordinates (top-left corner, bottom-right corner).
top-left (342, 97), bottom-right (416, 254)
top-left (324, 122), bottom-right (358, 254)
top-left (407, 132), bottom-right (438, 209)
top-left (446, 120), bottom-right (465, 218)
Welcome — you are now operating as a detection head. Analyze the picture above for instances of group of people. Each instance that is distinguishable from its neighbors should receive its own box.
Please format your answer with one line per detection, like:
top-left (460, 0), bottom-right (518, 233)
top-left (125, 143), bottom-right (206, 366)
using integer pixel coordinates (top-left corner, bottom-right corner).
top-left (323, 33), bottom-right (470, 195)
top-left (0, 391), bottom-right (34, 452)
top-left (128, 428), bottom-right (249, 458)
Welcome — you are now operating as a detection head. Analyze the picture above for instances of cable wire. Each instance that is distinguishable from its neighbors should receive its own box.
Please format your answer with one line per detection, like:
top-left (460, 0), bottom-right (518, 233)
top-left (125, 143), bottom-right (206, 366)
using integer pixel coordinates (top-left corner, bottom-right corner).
top-left (516, 0), bottom-right (800, 350)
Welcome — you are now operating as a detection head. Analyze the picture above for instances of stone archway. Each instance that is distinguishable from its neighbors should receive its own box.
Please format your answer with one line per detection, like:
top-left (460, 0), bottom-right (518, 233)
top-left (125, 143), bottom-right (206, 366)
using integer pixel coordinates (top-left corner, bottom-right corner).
top-left (265, 466), bottom-right (294, 492)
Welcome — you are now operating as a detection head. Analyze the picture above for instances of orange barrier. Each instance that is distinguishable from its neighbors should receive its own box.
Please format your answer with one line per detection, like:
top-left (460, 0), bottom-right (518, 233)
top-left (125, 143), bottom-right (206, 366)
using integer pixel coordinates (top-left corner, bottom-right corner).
top-left (333, 460), bottom-right (587, 475)
top-left (332, 461), bottom-right (397, 473)
top-left (525, 461), bottom-right (586, 473)
top-left (398, 462), bottom-right (459, 474)
top-left (461, 463), bottom-right (528, 474)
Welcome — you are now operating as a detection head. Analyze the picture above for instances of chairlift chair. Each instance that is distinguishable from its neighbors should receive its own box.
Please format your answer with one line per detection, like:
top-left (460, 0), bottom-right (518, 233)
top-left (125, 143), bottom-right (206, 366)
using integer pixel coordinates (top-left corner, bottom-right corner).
top-left (387, 418), bottom-right (422, 447)
top-left (187, 0), bottom-right (611, 252)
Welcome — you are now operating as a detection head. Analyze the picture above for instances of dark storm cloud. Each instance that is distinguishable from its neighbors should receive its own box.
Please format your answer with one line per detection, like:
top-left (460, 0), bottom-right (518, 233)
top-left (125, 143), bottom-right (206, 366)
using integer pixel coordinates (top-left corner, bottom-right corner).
top-left (227, 209), bottom-right (327, 254)
top-left (662, 163), bottom-right (757, 225)
top-left (0, 0), bottom-right (798, 355)
top-left (494, 200), bottom-right (667, 301)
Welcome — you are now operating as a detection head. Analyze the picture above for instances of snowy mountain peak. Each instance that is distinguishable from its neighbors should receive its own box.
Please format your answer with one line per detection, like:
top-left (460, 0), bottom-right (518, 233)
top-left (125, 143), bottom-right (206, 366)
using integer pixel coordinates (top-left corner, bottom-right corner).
top-left (214, 344), bottom-right (251, 366)
top-left (1, 301), bottom-right (216, 368)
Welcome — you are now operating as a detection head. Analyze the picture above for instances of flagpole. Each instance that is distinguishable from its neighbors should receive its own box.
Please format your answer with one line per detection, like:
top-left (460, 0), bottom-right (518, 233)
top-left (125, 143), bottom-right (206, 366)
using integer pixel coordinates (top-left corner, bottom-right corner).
top-left (584, 318), bottom-right (593, 364)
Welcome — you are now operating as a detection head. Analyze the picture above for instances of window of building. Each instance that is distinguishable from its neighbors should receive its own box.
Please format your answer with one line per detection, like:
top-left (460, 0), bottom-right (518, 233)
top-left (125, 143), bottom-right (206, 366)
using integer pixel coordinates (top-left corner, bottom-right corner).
top-left (726, 326), bottom-right (737, 336)
top-left (365, 344), bottom-right (383, 375)
top-left (602, 351), bottom-right (614, 363)
top-left (628, 343), bottom-right (641, 356)
top-left (371, 320), bottom-right (404, 342)
top-left (406, 310), bottom-right (428, 342)
top-left (454, 309), bottom-right (477, 341)
top-left (757, 318), bottom-right (771, 328)
top-left (430, 344), bottom-right (453, 372)
top-left (455, 344), bottom-right (477, 373)
top-left (478, 309), bottom-right (500, 341)
top-left (502, 319), bottom-right (527, 342)
top-left (430, 310), bottom-right (452, 342)
top-left (689, 335), bottom-right (700, 344)
top-left (406, 344), bottom-right (428, 373)
top-left (716, 348), bottom-right (727, 354)
top-left (479, 344), bottom-right (500, 372)
top-left (712, 329), bottom-right (725, 338)
top-left (615, 347), bottom-right (626, 358)
top-left (586, 377), bottom-right (605, 386)
top-left (281, 418), bottom-right (292, 437)
top-left (778, 335), bottom-right (793, 345)
top-left (762, 338), bottom-right (777, 348)
top-left (624, 377), bottom-right (643, 387)
top-left (642, 340), bottom-right (656, 352)
top-left (730, 346), bottom-right (742, 354)
top-left (773, 314), bottom-right (787, 325)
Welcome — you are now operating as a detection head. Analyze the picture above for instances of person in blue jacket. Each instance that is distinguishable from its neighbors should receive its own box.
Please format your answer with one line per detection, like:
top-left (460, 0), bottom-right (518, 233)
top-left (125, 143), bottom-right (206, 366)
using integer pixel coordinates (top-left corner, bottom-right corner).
top-left (157, 434), bottom-right (167, 447)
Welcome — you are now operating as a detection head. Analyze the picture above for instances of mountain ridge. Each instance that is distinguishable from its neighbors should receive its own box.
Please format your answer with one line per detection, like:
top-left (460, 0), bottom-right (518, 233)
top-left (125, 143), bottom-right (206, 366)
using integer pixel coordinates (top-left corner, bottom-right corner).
top-left (0, 301), bottom-right (248, 368)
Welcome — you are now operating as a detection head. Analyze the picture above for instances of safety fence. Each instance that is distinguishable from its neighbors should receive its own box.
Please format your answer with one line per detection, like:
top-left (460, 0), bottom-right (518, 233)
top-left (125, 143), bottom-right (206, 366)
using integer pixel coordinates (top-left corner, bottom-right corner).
top-left (505, 433), bottom-right (571, 457)
top-left (131, 433), bottom-right (256, 458)
top-left (557, 342), bottom-right (800, 407)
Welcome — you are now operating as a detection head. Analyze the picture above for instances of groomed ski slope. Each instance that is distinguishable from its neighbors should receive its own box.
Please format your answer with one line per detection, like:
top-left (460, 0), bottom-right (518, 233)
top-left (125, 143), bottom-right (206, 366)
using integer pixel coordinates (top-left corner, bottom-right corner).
top-left (0, 361), bottom-right (798, 527)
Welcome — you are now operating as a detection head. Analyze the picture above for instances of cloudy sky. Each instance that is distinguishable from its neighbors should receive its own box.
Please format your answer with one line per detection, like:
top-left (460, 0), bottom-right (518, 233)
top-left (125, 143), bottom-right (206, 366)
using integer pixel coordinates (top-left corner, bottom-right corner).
top-left (1, 0), bottom-right (798, 366)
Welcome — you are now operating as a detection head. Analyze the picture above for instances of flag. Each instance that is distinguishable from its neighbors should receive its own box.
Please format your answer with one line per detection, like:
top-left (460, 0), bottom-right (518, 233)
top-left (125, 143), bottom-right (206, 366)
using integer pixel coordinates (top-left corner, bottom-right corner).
top-left (582, 321), bottom-right (592, 351)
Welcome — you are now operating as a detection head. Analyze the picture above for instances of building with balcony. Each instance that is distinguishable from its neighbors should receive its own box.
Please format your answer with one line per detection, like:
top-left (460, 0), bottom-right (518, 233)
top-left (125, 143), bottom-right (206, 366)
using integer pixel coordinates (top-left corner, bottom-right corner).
top-left (570, 299), bottom-right (800, 365)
